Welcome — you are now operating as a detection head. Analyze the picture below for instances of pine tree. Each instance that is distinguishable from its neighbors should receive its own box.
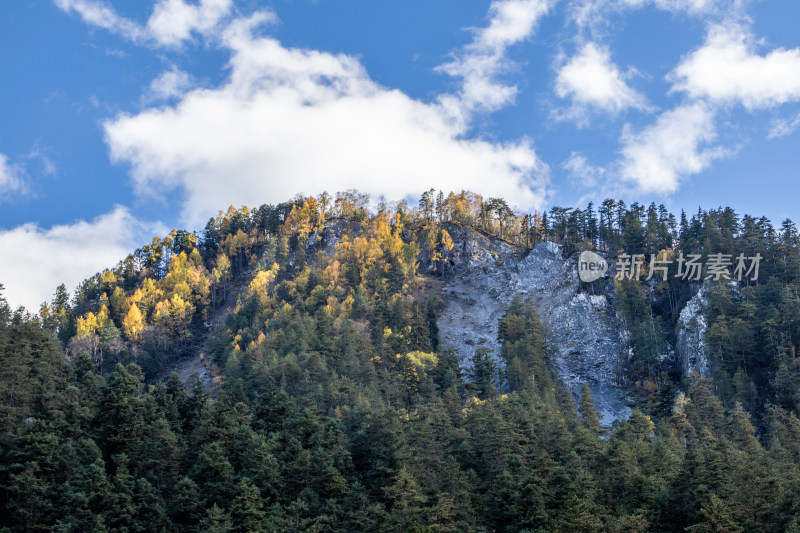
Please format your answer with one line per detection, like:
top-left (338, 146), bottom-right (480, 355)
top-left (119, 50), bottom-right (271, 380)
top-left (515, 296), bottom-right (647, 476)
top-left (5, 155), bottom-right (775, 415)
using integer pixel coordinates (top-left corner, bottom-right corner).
top-left (579, 383), bottom-right (602, 434)
top-left (383, 466), bottom-right (426, 532)
top-left (189, 442), bottom-right (236, 507)
top-left (95, 364), bottom-right (145, 459)
top-left (231, 478), bottom-right (266, 532)
top-left (168, 477), bottom-right (203, 530)
top-left (202, 503), bottom-right (233, 533)
top-left (688, 494), bottom-right (744, 533)
top-left (470, 348), bottom-right (497, 400)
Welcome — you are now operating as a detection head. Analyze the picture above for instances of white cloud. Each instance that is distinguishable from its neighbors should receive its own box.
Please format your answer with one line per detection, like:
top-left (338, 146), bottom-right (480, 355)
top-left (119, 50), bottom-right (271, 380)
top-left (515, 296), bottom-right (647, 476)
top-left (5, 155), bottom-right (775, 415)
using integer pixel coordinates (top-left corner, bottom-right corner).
top-left (768, 111), bottom-right (800, 140)
top-left (563, 152), bottom-right (605, 189)
top-left (569, 0), bottom-right (731, 34)
top-left (620, 0), bottom-right (719, 15)
top-left (554, 42), bottom-right (649, 123)
top-left (436, 0), bottom-right (554, 126)
top-left (54, 0), bottom-right (234, 47)
top-left (670, 24), bottom-right (800, 109)
top-left (54, 0), bottom-right (146, 40)
top-left (559, 15), bottom-right (782, 196)
top-left (0, 206), bottom-right (162, 311)
top-left (104, 12), bottom-right (550, 227)
top-left (0, 154), bottom-right (27, 200)
top-left (561, 152), bottom-right (629, 208)
top-left (146, 0), bottom-right (233, 47)
top-left (25, 145), bottom-right (58, 177)
top-left (478, 0), bottom-right (554, 47)
top-left (145, 67), bottom-right (195, 102)
top-left (619, 102), bottom-right (729, 193)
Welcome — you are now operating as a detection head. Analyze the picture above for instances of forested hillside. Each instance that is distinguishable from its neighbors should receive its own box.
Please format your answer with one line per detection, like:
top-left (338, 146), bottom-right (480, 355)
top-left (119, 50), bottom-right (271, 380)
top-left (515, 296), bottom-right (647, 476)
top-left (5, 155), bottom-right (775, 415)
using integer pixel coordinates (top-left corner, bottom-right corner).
top-left (1, 190), bottom-right (800, 532)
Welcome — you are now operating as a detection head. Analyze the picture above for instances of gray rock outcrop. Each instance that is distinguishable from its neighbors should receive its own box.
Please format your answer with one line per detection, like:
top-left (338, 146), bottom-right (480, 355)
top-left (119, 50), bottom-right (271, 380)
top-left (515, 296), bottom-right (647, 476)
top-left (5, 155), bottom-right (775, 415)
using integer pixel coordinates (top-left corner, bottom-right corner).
top-left (437, 227), bottom-right (631, 426)
top-left (676, 284), bottom-right (710, 377)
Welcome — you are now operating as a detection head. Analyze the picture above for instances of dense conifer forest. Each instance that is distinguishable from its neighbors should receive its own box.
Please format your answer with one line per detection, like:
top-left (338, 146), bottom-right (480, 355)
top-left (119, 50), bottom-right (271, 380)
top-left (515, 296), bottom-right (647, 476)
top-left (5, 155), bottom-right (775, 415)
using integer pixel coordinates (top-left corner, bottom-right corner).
top-left (2, 190), bottom-right (800, 531)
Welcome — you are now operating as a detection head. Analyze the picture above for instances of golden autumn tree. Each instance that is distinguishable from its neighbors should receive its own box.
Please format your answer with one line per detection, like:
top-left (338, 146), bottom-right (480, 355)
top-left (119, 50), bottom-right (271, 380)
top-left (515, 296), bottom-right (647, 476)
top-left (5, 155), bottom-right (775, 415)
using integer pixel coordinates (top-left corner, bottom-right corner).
top-left (246, 263), bottom-right (280, 309)
top-left (123, 303), bottom-right (145, 341)
top-left (212, 253), bottom-right (232, 306)
top-left (438, 228), bottom-right (455, 277)
top-left (168, 294), bottom-right (194, 345)
top-left (395, 350), bottom-right (438, 402)
top-left (72, 311), bottom-right (101, 362)
top-left (109, 286), bottom-right (128, 322)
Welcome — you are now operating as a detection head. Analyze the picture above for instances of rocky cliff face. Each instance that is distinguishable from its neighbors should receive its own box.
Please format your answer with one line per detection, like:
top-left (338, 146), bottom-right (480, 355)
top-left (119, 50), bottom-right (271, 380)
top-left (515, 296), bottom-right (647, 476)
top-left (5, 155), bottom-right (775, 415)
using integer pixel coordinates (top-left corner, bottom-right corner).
top-left (314, 221), bottom-right (716, 424)
top-left (676, 284), bottom-right (710, 378)
top-left (435, 226), bottom-right (632, 426)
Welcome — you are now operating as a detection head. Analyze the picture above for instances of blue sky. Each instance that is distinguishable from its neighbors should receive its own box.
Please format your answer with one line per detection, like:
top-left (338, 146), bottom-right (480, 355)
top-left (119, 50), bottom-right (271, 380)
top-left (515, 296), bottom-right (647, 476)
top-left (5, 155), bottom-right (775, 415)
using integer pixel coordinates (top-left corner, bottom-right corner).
top-left (1, 0), bottom-right (800, 310)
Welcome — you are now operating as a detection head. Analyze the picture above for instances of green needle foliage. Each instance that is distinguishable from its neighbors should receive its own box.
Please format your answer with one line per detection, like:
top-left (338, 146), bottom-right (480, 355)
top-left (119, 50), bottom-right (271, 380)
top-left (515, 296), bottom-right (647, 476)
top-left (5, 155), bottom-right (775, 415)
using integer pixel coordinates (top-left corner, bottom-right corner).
top-left (1, 190), bottom-right (799, 531)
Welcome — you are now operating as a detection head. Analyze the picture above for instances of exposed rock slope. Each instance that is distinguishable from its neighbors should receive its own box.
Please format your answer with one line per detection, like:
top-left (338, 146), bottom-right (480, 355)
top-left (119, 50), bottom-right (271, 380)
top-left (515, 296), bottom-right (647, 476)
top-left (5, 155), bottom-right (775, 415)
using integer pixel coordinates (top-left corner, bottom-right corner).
top-left (676, 284), bottom-right (710, 378)
top-left (436, 226), bottom-right (631, 425)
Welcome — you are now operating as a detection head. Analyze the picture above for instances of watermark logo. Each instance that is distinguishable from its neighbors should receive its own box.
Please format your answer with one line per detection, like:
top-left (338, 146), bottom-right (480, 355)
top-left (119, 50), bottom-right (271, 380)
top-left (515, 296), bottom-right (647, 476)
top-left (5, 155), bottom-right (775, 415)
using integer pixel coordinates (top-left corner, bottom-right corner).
top-left (615, 252), bottom-right (762, 282)
top-left (578, 251), bottom-right (609, 282)
top-left (578, 251), bottom-right (762, 283)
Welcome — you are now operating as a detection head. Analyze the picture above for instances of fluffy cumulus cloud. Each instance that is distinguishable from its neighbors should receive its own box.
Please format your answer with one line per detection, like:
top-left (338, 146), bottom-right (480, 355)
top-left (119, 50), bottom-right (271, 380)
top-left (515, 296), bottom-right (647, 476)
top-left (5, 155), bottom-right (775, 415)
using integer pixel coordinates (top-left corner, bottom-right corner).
top-left (561, 1), bottom-right (754, 193)
top-left (145, 66), bottom-right (195, 102)
top-left (54, 0), bottom-right (234, 46)
top-left (605, 20), bottom-right (800, 195)
top-left (618, 102), bottom-right (729, 193)
top-left (0, 154), bottom-right (26, 200)
top-left (436, 0), bottom-right (554, 125)
top-left (146, 0), bottom-right (232, 46)
top-left (554, 42), bottom-right (649, 123)
top-left (670, 24), bottom-right (800, 109)
top-left (0, 207), bottom-right (161, 312)
top-left (104, 10), bottom-right (550, 226)
top-left (58, 0), bottom-right (800, 208)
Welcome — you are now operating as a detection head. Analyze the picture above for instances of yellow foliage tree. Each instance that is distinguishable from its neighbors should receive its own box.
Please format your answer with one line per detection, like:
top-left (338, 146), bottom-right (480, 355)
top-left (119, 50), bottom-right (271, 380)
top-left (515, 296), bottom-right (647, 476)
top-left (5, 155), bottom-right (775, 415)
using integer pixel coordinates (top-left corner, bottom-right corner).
top-left (247, 264), bottom-right (279, 309)
top-left (169, 294), bottom-right (194, 344)
top-left (162, 251), bottom-right (210, 306)
top-left (437, 228), bottom-right (455, 277)
top-left (109, 286), bottom-right (128, 322)
top-left (395, 351), bottom-right (438, 396)
top-left (76, 312), bottom-right (99, 338)
top-left (212, 253), bottom-right (232, 306)
top-left (138, 278), bottom-right (163, 318)
top-left (123, 303), bottom-right (145, 341)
